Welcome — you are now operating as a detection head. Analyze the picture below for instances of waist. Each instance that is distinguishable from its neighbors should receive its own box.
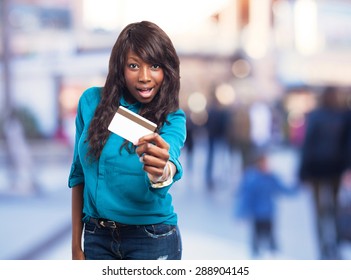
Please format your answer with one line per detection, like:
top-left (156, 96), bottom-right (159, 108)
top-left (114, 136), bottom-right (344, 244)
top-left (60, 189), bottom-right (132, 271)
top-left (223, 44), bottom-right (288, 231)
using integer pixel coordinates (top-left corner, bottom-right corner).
top-left (88, 217), bottom-right (136, 229)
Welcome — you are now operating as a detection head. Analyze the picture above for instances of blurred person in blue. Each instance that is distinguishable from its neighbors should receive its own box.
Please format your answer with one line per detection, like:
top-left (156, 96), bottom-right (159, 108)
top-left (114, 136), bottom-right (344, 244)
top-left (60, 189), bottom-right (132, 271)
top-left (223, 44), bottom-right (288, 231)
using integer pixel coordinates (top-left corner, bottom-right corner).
top-left (235, 149), bottom-right (297, 258)
top-left (68, 21), bottom-right (186, 260)
top-left (298, 86), bottom-right (348, 259)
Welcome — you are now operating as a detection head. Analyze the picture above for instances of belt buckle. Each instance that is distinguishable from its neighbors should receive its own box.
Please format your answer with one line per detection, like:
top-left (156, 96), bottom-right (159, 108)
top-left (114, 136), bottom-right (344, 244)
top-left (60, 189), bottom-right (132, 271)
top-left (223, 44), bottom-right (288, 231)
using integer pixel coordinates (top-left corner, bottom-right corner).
top-left (99, 219), bottom-right (117, 229)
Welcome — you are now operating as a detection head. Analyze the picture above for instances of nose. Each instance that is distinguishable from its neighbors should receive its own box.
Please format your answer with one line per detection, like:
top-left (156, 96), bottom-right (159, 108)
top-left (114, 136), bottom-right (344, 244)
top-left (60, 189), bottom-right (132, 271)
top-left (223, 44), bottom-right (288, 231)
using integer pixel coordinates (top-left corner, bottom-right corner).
top-left (138, 67), bottom-right (151, 83)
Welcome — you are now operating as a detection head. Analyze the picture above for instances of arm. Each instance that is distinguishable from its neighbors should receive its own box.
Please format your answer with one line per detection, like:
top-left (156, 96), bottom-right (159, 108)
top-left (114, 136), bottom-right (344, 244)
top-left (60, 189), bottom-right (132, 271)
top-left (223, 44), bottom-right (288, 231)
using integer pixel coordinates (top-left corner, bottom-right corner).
top-left (272, 174), bottom-right (299, 195)
top-left (68, 92), bottom-right (88, 259)
top-left (71, 183), bottom-right (85, 260)
top-left (135, 110), bottom-right (186, 187)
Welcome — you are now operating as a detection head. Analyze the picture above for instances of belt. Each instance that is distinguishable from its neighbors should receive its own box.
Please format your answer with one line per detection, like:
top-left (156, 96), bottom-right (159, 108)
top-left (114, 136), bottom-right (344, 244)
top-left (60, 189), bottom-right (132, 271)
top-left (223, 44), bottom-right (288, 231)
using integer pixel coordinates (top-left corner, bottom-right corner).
top-left (89, 218), bottom-right (130, 229)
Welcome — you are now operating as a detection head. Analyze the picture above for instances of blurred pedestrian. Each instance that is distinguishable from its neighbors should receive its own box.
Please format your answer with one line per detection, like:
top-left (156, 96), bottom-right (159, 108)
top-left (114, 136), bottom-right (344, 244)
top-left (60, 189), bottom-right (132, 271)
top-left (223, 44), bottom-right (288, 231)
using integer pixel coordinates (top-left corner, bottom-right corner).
top-left (3, 111), bottom-right (38, 195)
top-left (184, 111), bottom-right (195, 173)
top-left (337, 92), bottom-right (351, 245)
top-left (298, 86), bottom-right (348, 259)
top-left (235, 149), bottom-right (297, 258)
top-left (205, 89), bottom-right (230, 190)
top-left (227, 104), bottom-right (253, 171)
top-left (336, 171), bottom-right (351, 244)
top-left (68, 21), bottom-right (186, 260)
top-left (249, 100), bottom-right (272, 150)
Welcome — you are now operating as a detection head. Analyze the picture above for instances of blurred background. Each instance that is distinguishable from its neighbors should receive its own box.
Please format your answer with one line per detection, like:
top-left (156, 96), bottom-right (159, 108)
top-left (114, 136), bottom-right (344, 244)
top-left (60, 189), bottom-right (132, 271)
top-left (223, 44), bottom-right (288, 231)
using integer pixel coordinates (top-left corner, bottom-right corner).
top-left (1, 0), bottom-right (351, 260)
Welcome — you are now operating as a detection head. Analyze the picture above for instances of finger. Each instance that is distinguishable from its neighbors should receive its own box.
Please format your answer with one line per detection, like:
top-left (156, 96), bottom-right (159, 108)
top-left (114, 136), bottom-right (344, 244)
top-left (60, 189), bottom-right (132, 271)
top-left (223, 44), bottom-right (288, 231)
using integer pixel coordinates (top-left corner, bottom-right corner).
top-left (136, 143), bottom-right (169, 161)
top-left (141, 152), bottom-right (168, 169)
top-left (133, 132), bottom-right (154, 146)
top-left (143, 164), bottom-right (165, 178)
top-left (137, 133), bottom-right (169, 150)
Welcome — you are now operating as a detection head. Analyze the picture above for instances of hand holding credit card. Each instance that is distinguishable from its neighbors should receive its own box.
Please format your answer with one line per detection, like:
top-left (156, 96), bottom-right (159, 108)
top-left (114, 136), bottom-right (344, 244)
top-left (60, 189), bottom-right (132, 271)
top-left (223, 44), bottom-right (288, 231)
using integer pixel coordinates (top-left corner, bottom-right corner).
top-left (108, 106), bottom-right (157, 144)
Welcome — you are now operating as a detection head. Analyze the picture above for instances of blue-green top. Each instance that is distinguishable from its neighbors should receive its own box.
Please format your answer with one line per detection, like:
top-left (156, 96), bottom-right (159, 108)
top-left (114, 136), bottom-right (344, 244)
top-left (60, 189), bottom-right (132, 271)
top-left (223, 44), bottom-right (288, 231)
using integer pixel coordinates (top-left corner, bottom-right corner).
top-left (68, 87), bottom-right (186, 225)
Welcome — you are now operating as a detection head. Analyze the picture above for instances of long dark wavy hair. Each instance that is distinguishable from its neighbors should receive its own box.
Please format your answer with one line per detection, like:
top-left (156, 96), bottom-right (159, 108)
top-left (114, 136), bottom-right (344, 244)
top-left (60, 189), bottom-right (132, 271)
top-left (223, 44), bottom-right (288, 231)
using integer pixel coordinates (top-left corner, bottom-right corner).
top-left (86, 21), bottom-right (180, 160)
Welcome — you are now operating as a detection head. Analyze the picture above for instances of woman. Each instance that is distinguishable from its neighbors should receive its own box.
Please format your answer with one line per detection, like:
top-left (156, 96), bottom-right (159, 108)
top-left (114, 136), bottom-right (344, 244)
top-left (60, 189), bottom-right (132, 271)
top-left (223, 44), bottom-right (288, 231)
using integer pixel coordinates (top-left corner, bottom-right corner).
top-left (299, 86), bottom-right (348, 259)
top-left (68, 21), bottom-right (186, 260)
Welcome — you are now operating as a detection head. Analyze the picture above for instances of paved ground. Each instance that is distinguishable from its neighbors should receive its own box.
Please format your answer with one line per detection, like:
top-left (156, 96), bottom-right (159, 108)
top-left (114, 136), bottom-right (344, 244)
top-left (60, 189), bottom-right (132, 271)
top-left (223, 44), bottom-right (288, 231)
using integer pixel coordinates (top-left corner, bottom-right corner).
top-left (1, 139), bottom-right (351, 260)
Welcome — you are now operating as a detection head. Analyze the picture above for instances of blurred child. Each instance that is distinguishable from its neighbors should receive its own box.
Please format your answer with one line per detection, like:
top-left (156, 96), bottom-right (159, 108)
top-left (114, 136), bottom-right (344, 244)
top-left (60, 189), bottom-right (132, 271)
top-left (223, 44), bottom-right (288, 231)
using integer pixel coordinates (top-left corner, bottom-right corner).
top-left (235, 149), bottom-right (297, 258)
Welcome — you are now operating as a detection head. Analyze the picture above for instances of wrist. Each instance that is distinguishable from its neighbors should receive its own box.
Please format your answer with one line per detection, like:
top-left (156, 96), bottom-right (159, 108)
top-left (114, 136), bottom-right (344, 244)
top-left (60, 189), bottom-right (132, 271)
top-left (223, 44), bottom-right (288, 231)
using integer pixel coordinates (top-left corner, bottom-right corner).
top-left (150, 161), bottom-right (174, 188)
top-left (149, 161), bottom-right (171, 183)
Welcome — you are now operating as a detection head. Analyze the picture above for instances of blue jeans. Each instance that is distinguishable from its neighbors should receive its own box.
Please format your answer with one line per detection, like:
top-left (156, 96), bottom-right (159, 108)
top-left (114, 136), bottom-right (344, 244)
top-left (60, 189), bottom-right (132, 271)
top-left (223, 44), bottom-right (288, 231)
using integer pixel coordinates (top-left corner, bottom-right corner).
top-left (83, 220), bottom-right (182, 260)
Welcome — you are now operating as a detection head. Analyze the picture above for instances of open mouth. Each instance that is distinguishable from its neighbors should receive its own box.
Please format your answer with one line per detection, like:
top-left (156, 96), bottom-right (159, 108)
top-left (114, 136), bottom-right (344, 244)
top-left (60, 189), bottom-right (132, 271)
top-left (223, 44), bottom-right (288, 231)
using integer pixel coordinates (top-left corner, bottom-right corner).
top-left (137, 87), bottom-right (154, 98)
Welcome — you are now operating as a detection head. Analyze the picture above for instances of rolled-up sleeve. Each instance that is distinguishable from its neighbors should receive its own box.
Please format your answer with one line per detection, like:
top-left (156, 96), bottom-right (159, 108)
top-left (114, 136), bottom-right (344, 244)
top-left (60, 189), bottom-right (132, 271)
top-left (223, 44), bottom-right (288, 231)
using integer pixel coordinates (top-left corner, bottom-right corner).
top-left (161, 109), bottom-right (187, 182)
top-left (68, 97), bottom-right (85, 188)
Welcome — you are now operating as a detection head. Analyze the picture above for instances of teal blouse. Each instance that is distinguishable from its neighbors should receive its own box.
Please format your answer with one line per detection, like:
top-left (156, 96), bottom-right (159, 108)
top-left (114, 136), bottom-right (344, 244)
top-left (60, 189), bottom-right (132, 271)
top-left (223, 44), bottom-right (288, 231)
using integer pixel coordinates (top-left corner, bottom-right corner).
top-left (68, 87), bottom-right (186, 225)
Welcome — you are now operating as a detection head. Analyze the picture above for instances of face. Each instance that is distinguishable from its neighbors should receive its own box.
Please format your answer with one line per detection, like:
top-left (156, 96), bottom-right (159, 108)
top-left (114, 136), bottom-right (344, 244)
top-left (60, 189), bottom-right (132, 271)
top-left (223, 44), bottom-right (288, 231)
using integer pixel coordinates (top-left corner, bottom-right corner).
top-left (124, 50), bottom-right (164, 104)
top-left (257, 156), bottom-right (268, 172)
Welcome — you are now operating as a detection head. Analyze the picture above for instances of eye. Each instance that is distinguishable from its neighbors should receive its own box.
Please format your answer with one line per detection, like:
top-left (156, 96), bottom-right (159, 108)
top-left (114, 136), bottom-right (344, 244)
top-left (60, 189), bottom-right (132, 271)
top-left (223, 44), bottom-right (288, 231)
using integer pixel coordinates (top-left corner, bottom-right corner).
top-left (151, 64), bottom-right (161, 70)
top-left (128, 63), bottom-right (139, 69)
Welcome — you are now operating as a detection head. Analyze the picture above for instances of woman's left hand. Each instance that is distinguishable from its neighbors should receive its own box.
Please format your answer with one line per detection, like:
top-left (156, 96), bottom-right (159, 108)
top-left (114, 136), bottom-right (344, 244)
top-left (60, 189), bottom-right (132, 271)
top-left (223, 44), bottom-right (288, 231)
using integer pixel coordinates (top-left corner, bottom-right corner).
top-left (135, 133), bottom-right (170, 182)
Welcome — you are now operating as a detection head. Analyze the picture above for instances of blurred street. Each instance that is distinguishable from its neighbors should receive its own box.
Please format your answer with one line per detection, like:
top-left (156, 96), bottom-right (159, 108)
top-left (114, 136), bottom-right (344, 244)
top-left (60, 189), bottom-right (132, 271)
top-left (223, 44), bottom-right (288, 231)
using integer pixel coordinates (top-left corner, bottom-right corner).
top-left (1, 137), bottom-right (351, 260)
top-left (1, 0), bottom-right (351, 262)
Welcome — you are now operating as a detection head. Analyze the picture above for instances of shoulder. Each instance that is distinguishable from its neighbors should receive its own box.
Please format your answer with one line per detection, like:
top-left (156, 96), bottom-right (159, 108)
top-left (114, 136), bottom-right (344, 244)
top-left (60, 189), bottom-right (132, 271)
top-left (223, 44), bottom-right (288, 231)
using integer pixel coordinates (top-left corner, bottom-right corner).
top-left (166, 109), bottom-right (186, 124)
top-left (76, 87), bottom-right (102, 121)
top-left (168, 109), bottom-right (186, 118)
top-left (79, 87), bottom-right (102, 107)
top-left (242, 168), bottom-right (257, 182)
top-left (161, 109), bottom-right (186, 142)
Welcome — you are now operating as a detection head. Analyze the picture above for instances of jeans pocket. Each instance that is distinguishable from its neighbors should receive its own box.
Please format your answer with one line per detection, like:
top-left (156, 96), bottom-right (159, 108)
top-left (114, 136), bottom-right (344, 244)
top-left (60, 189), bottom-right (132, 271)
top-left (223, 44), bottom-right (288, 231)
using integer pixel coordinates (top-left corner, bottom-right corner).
top-left (143, 224), bottom-right (176, 238)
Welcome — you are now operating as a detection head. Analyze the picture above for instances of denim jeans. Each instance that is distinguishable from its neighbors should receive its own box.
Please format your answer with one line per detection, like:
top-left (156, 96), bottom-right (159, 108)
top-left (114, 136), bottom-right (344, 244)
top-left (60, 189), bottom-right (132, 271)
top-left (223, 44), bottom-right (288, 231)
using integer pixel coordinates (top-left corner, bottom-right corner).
top-left (83, 220), bottom-right (182, 260)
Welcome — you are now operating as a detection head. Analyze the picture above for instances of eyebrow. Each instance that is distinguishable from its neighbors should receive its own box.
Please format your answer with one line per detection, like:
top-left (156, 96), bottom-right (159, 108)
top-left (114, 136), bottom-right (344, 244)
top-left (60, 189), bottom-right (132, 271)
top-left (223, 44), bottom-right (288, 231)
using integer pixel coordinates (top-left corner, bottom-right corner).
top-left (126, 56), bottom-right (140, 61)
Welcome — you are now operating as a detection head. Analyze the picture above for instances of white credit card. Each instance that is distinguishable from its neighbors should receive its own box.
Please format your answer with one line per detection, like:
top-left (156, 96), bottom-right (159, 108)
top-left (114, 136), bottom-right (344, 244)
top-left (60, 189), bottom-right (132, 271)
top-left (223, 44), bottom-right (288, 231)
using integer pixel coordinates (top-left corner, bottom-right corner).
top-left (108, 106), bottom-right (157, 144)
